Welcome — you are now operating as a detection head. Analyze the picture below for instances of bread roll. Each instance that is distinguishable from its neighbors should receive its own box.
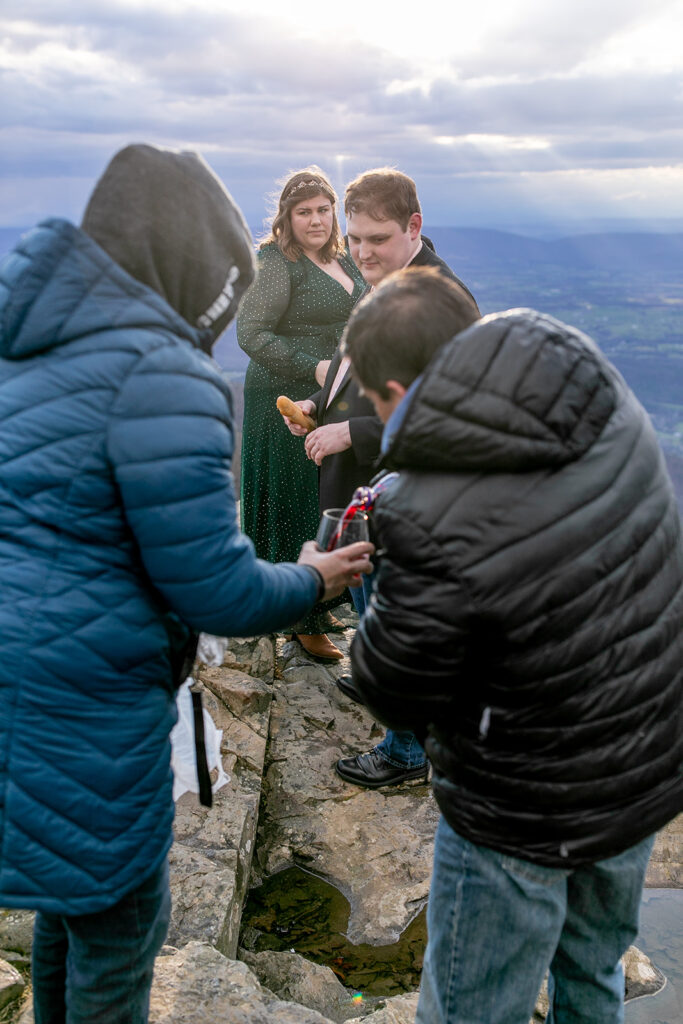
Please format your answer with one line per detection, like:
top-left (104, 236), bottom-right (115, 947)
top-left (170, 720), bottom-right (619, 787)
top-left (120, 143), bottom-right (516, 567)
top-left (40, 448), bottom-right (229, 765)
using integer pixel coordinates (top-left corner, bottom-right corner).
top-left (276, 395), bottom-right (315, 432)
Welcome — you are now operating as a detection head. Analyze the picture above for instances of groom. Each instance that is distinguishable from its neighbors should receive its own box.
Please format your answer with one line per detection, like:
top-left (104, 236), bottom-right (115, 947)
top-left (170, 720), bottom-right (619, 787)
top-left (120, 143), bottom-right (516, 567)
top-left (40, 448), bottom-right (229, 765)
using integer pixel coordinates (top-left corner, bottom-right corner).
top-left (290, 167), bottom-right (480, 788)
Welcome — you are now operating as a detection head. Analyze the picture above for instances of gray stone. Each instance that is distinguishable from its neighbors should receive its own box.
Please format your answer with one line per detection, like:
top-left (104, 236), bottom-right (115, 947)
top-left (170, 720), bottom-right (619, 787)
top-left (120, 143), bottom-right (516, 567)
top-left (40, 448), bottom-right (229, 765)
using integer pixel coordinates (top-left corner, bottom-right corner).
top-left (0, 950), bottom-right (30, 969)
top-left (222, 636), bottom-right (276, 682)
top-left (253, 638), bottom-right (438, 945)
top-left (239, 949), bottom-right (356, 1022)
top-left (202, 667), bottom-right (272, 719)
top-left (646, 814), bottom-right (682, 887)
top-left (333, 604), bottom-right (359, 630)
top-left (623, 944), bottom-right (666, 1000)
top-left (347, 992), bottom-right (419, 1023)
top-left (149, 941), bottom-right (336, 1023)
top-left (168, 843), bottom-right (242, 956)
top-left (168, 656), bottom-right (272, 959)
top-left (0, 910), bottom-right (34, 955)
top-left (0, 957), bottom-right (25, 1010)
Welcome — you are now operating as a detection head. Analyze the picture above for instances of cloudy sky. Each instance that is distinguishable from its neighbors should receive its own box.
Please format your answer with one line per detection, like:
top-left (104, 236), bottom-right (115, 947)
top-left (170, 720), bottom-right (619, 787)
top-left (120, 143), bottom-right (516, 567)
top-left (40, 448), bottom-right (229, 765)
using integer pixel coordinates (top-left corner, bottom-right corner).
top-left (2, 0), bottom-right (683, 236)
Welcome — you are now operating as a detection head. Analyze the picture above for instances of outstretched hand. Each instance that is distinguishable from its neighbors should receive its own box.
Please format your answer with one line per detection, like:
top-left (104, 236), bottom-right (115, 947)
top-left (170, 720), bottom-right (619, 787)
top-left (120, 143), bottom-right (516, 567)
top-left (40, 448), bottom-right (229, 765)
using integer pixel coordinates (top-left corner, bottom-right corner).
top-left (298, 540), bottom-right (374, 600)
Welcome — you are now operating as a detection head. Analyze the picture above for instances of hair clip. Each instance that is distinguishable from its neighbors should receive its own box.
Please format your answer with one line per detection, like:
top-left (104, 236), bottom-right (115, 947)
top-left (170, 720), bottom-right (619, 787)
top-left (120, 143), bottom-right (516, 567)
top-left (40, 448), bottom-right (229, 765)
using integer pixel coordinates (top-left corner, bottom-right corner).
top-left (286, 179), bottom-right (331, 199)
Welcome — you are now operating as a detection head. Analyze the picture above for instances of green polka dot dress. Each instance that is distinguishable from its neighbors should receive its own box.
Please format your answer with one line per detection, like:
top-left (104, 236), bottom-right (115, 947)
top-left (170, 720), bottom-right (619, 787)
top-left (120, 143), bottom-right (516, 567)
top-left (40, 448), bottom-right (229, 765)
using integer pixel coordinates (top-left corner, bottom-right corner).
top-left (237, 242), bottom-right (365, 629)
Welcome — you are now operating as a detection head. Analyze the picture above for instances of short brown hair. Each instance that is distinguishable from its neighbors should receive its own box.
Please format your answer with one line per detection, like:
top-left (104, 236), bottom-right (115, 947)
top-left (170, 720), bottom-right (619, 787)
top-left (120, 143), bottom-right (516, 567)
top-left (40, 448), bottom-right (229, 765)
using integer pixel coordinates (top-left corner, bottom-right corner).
top-left (342, 266), bottom-right (480, 398)
top-left (344, 168), bottom-right (421, 230)
top-left (260, 166), bottom-right (344, 262)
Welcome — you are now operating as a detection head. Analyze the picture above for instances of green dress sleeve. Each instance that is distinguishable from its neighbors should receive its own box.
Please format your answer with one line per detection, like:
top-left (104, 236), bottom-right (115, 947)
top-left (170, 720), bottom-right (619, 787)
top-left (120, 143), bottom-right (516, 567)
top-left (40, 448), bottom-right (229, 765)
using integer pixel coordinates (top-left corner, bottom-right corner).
top-left (237, 244), bottom-right (322, 380)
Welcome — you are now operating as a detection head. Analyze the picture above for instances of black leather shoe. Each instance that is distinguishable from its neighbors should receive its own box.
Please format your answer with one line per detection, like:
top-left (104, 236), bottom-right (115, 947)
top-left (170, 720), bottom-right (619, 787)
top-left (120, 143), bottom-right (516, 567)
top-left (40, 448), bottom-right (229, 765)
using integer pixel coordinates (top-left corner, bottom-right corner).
top-left (335, 748), bottom-right (429, 789)
top-left (335, 674), bottom-right (365, 705)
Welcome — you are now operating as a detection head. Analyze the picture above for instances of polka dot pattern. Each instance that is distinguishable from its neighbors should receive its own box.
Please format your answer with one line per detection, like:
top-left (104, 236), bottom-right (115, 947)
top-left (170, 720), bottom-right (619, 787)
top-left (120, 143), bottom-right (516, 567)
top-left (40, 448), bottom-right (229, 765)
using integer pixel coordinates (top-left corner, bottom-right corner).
top-left (237, 243), bottom-right (365, 614)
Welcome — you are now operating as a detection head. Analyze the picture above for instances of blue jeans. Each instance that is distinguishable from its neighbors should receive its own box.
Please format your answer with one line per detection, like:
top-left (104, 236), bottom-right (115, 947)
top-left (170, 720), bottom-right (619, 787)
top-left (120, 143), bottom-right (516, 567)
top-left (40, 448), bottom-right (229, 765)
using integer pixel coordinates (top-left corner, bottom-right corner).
top-left (350, 570), bottom-right (427, 770)
top-left (417, 818), bottom-right (655, 1024)
top-left (32, 859), bottom-right (171, 1024)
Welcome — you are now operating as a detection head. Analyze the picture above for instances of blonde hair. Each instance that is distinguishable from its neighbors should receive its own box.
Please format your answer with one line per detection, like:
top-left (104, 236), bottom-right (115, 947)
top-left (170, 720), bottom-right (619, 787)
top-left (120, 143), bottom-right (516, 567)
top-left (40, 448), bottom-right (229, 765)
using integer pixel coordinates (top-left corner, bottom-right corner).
top-left (260, 166), bottom-right (344, 262)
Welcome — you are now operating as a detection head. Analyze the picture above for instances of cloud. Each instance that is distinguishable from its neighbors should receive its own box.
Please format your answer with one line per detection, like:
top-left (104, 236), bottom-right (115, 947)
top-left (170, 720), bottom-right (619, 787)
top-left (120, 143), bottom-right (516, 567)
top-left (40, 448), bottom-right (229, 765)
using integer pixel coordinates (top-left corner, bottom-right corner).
top-left (451, 0), bottom-right (675, 78)
top-left (1, 0), bottom-right (682, 229)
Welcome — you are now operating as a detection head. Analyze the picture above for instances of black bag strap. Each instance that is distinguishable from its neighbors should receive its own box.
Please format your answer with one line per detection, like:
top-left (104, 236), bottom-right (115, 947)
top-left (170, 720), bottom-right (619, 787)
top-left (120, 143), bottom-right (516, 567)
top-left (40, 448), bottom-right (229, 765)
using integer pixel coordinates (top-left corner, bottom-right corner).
top-left (191, 688), bottom-right (213, 808)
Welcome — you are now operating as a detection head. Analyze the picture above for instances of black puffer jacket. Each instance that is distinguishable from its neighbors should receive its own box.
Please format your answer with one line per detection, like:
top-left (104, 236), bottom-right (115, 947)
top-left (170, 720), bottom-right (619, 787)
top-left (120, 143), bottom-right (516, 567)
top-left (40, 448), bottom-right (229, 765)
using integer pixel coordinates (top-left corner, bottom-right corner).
top-left (352, 309), bottom-right (683, 867)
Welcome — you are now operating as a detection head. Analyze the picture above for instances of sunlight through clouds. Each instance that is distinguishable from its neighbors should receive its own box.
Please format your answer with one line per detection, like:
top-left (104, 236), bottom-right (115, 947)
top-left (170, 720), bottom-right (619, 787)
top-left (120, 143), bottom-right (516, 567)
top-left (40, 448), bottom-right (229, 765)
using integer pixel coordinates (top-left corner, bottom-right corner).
top-left (1, 0), bottom-right (682, 229)
top-left (435, 135), bottom-right (553, 151)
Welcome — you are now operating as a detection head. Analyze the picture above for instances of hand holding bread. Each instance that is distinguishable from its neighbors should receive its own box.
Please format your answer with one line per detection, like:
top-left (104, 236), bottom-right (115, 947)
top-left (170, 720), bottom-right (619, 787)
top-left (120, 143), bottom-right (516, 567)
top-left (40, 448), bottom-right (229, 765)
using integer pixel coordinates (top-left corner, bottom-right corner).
top-left (276, 395), bottom-right (315, 433)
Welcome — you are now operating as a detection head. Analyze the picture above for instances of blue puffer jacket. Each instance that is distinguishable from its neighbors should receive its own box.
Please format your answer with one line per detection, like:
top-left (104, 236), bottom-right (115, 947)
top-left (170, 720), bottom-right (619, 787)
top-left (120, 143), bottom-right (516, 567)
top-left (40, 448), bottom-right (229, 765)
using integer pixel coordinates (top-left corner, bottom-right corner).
top-left (0, 220), bottom-right (318, 914)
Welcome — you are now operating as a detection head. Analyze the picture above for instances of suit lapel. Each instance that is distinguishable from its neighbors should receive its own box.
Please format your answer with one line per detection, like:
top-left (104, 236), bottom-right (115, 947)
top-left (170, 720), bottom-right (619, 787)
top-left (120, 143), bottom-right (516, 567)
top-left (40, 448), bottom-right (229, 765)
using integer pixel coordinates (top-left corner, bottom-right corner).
top-left (320, 349), bottom-right (342, 408)
top-left (322, 280), bottom-right (368, 409)
top-left (330, 361), bottom-right (352, 401)
top-left (329, 280), bottom-right (369, 403)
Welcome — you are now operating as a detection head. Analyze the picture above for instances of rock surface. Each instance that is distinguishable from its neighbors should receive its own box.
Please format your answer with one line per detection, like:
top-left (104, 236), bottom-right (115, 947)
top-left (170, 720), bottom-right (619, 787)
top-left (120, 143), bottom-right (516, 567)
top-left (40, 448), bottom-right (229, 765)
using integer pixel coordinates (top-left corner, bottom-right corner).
top-left (222, 635), bottom-right (277, 682)
top-left (623, 944), bottom-right (667, 1000)
top-left (645, 815), bottom-right (683, 887)
top-left (253, 630), bottom-right (439, 946)
top-left (168, 654), bottom-right (274, 958)
top-left (0, 959), bottom-right (25, 1011)
top-left (149, 942), bottom-right (335, 1023)
top-left (0, 911), bottom-right (34, 956)
top-left (2, 624), bottom-right (678, 1023)
top-left (347, 993), bottom-right (419, 1024)
top-left (239, 949), bottom-right (360, 1022)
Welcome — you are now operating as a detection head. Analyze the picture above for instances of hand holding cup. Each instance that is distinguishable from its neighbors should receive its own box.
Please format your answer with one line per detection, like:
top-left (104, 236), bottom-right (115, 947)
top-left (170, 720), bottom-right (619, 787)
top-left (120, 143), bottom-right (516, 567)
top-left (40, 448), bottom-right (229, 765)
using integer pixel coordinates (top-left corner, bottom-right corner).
top-left (298, 538), bottom-right (373, 600)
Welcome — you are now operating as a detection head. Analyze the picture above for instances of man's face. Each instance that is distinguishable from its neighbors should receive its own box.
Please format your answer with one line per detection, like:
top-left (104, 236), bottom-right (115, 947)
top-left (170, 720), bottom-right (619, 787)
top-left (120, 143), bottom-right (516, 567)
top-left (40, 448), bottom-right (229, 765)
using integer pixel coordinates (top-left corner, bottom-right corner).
top-left (358, 382), bottom-right (406, 424)
top-left (346, 210), bottom-right (421, 286)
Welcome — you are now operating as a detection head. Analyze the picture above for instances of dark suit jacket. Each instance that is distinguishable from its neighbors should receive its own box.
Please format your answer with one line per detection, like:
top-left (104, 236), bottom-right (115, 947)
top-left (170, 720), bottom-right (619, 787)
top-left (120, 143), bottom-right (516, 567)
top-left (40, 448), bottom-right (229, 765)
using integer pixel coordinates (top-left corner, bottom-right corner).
top-left (410, 240), bottom-right (479, 309)
top-left (308, 346), bottom-right (381, 512)
top-left (309, 240), bottom-right (480, 513)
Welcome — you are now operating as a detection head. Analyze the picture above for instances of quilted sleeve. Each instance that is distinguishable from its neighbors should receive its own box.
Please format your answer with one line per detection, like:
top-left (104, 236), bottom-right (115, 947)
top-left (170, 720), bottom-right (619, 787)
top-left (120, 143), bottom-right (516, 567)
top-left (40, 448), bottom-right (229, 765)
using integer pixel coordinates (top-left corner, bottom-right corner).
top-left (106, 341), bottom-right (317, 636)
top-left (350, 504), bottom-right (473, 736)
top-left (236, 245), bottom-right (321, 380)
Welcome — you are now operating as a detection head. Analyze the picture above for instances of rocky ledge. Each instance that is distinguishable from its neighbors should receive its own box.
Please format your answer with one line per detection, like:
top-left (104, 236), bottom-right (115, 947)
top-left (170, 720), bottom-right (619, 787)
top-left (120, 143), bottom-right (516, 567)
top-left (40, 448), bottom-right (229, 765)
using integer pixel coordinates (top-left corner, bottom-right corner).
top-left (2, 612), bottom-right (679, 1022)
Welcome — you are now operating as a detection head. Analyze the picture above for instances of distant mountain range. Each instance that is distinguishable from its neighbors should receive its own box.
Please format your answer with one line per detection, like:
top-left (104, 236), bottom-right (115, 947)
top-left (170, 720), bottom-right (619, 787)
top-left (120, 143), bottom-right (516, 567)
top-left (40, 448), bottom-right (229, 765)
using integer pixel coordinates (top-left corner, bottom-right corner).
top-left (424, 226), bottom-right (683, 276)
top-left (2, 223), bottom-right (681, 508)
top-left (211, 227), bottom-right (683, 378)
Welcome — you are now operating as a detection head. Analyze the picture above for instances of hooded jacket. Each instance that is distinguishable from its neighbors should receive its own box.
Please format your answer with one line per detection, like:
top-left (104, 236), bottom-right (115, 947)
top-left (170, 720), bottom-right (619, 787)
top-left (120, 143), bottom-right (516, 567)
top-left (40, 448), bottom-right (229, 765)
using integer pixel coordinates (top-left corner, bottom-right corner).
top-left (0, 148), bottom-right (320, 915)
top-left (351, 309), bottom-right (683, 867)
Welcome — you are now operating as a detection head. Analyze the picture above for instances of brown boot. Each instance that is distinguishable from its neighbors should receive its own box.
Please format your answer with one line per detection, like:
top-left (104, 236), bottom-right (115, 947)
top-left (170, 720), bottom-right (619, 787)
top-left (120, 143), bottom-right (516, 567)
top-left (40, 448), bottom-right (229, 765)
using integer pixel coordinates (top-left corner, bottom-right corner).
top-left (323, 612), bottom-right (346, 633)
top-left (294, 633), bottom-right (343, 661)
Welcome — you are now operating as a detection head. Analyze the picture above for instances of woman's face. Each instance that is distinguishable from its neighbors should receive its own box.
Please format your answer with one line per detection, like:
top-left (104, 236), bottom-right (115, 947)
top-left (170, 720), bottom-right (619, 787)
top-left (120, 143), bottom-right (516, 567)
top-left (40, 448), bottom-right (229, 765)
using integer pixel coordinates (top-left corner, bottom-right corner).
top-left (289, 192), bottom-right (334, 256)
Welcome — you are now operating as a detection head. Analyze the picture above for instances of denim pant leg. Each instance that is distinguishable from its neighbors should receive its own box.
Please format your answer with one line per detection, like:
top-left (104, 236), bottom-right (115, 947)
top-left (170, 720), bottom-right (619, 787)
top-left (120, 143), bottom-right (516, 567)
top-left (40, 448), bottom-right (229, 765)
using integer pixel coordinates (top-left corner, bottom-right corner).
top-left (32, 913), bottom-right (69, 1024)
top-left (546, 834), bottom-right (655, 1024)
top-left (350, 566), bottom-right (427, 770)
top-left (375, 729), bottom-right (428, 769)
top-left (349, 568), bottom-right (376, 618)
top-left (416, 818), bottom-right (568, 1024)
top-left (33, 859), bottom-right (171, 1024)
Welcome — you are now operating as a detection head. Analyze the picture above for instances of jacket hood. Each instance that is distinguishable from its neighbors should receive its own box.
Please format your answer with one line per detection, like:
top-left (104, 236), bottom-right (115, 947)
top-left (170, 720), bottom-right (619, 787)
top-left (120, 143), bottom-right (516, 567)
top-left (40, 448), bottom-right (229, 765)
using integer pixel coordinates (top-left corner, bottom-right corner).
top-left (0, 219), bottom-right (205, 360)
top-left (81, 144), bottom-right (255, 342)
top-left (384, 308), bottom-right (619, 473)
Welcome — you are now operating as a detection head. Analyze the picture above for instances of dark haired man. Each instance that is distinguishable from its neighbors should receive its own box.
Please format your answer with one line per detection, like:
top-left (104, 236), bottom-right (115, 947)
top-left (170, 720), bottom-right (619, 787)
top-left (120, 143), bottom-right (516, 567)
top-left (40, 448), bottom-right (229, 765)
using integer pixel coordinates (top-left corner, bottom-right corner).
top-left (286, 169), bottom-right (479, 789)
top-left (344, 266), bottom-right (683, 1024)
top-left (343, 167), bottom-right (477, 293)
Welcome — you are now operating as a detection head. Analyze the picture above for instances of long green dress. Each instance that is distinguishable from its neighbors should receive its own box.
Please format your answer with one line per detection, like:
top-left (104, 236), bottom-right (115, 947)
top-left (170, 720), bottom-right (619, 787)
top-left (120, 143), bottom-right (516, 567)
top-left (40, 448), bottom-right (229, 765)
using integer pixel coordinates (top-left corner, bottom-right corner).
top-left (237, 242), bottom-right (365, 630)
